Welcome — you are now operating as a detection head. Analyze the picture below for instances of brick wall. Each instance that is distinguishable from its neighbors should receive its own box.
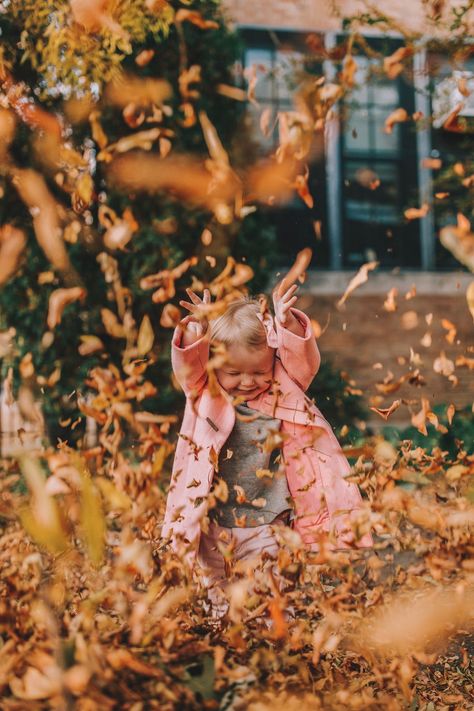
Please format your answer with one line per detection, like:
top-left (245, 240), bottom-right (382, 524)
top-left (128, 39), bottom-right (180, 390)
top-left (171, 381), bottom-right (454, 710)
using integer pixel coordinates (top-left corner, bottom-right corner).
top-left (294, 272), bottom-right (473, 429)
top-left (222, 0), bottom-right (466, 34)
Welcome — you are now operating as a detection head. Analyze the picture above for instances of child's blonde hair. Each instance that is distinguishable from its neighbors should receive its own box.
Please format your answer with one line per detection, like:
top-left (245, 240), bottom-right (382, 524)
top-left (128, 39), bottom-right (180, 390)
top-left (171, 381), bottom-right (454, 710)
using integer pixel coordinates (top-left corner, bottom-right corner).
top-left (210, 296), bottom-right (268, 350)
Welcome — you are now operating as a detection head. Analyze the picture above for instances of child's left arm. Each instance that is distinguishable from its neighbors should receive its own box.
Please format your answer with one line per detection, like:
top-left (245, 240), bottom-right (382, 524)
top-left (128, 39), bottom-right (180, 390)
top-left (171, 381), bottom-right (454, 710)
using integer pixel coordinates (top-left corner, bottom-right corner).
top-left (273, 284), bottom-right (321, 391)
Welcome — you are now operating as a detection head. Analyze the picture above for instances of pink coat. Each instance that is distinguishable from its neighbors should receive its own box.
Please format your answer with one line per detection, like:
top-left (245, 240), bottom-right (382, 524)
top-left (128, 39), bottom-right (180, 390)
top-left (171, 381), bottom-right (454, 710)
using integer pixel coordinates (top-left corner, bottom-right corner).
top-left (162, 308), bottom-right (372, 564)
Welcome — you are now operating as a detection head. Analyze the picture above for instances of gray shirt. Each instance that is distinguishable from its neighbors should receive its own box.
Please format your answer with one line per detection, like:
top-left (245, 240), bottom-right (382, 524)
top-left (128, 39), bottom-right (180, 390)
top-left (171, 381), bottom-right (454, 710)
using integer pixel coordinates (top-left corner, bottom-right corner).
top-left (210, 403), bottom-right (292, 527)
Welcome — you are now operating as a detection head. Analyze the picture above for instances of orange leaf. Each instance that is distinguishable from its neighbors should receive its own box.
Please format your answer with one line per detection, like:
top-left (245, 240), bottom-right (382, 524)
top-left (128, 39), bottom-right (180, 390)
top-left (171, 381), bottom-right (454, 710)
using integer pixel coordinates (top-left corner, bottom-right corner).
top-left (384, 107), bottom-right (408, 134)
top-left (47, 287), bottom-right (86, 330)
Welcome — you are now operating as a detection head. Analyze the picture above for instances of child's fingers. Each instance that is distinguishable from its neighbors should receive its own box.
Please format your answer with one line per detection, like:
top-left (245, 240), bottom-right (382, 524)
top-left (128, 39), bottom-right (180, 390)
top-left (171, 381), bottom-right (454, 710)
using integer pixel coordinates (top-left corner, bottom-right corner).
top-left (281, 284), bottom-right (298, 302)
top-left (179, 300), bottom-right (197, 313)
top-left (203, 288), bottom-right (211, 303)
top-left (185, 288), bottom-right (202, 304)
top-left (281, 295), bottom-right (298, 311)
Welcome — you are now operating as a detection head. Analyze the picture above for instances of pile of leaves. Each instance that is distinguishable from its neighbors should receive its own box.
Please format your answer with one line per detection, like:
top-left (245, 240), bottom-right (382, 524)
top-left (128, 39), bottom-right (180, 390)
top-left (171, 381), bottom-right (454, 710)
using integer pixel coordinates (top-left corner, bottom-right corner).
top-left (0, 421), bottom-right (473, 709)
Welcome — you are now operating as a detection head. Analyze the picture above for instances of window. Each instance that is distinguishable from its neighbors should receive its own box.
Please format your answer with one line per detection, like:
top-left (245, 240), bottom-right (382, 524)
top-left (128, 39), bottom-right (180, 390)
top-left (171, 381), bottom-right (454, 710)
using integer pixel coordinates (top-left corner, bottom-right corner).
top-left (340, 45), bottom-right (421, 268)
top-left (240, 29), bottom-right (329, 267)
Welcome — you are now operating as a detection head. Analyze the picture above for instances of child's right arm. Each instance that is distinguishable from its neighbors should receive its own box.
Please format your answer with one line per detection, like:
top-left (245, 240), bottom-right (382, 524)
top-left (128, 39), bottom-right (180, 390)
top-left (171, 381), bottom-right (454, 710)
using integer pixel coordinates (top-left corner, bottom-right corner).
top-left (171, 288), bottom-right (210, 398)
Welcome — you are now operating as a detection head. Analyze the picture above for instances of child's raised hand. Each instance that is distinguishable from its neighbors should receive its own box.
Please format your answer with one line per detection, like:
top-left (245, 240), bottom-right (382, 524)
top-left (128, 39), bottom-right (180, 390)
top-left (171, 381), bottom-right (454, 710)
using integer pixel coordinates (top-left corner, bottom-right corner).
top-left (179, 288), bottom-right (211, 343)
top-left (272, 283), bottom-right (298, 325)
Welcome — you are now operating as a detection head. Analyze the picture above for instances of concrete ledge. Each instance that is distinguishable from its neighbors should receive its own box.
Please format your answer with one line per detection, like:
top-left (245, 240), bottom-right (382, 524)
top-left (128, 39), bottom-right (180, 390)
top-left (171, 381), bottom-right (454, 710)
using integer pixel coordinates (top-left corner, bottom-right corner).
top-left (271, 270), bottom-right (473, 296)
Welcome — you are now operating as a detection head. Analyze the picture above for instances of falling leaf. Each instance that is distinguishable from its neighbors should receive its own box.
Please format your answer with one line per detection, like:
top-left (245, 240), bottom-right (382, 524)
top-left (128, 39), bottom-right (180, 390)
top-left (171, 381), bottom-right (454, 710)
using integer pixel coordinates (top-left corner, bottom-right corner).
top-left (260, 107), bottom-right (272, 136)
top-left (47, 287), bottom-right (86, 329)
top-left (70, 0), bottom-right (129, 37)
top-left (446, 403), bottom-right (456, 425)
top-left (337, 261), bottom-right (378, 308)
top-left (384, 107), bottom-right (408, 134)
top-left (421, 157), bottom-right (442, 169)
top-left (276, 247), bottom-right (313, 297)
top-left (11, 169), bottom-right (78, 281)
top-left (101, 308), bottom-right (126, 338)
top-left (383, 46), bottom-right (412, 79)
top-left (201, 228), bottom-right (212, 246)
top-left (175, 8), bottom-right (219, 29)
top-left (370, 400), bottom-right (402, 420)
top-left (383, 287), bottom-right (398, 312)
top-left (160, 303), bottom-right (181, 328)
top-left (0, 224), bottom-right (27, 287)
top-left (19, 457), bottom-right (69, 555)
top-left (466, 281), bottom-right (474, 321)
top-left (341, 54), bottom-right (357, 88)
top-left (404, 203), bottom-right (429, 220)
top-left (433, 351), bottom-right (455, 377)
top-left (135, 49), bottom-right (155, 67)
top-left (77, 459), bottom-right (105, 566)
top-left (137, 315), bottom-right (155, 356)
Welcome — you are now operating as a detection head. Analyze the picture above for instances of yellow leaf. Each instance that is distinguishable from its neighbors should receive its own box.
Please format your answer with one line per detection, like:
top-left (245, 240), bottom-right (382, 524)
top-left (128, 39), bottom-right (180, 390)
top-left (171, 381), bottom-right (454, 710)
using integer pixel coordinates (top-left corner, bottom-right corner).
top-left (19, 457), bottom-right (69, 555)
top-left (137, 314), bottom-right (155, 355)
top-left (76, 458), bottom-right (105, 566)
top-left (96, 477), bottom-right (131, 511)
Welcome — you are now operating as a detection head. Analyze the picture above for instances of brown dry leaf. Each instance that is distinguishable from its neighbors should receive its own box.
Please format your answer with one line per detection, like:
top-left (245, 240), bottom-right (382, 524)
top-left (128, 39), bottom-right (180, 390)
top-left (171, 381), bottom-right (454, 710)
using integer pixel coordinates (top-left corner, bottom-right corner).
top-left (341, 54), bottom-right (357, 88)
top-left (98, 127), bottom-right (164, 160)
top-left (137, 315), bottom-right (155, 356)
top-left (106, 75), bottom-right (172, 109)
top-left (421, 157), bottom-right (442, 170)
top-left (0, 224), bottom-right (27, 286)
top-left (215, 83), bottom-right (247, 101)
top-left (135, 49), bottom-right (155, 67)
top-left (466, 281), bottom-right (474, 321)
top-left (411, 397), bottom-right (431, 435)
top-left (2, 71), bottom-right (62, 138)
top-left (276, 248), bottom-right (313, 298)
top-left (89, 109), bottom-right (108, 149)
top-left (441, 318), bottom-right (457, 344)
top-left (78, 335), bottom-right (105, 356)
top-left (160, 303), bottom-right (181, 328)
top-left (11, 169), bottom-right (77, 280)
top-left (404, 203), bottom-right (429, 220)
top-left (433, 351), bottom-right (455, 377)
top-left (370, 399), bottom-right (402, 420)
top-left (175, 8), bottom-right (219, 29)
top-left (70, 0), bottom-right (128, 36)
top-left (245, 158), bottom-right (296, 204)
top-left (260, 106), bottom-right (272, 136)
top-left (201, 228), bottom-right (212, 246)
top-left (384, 107), bottom-right (408, 134)
top-left (47, 287), bottom-right (86, 329)
top-left (337, 261), bottom-right (378, 308)
top-left (357, 587), bottom-right (474, 656)
top-left (383, 46), bottom-right (412, 79)
top-left (383, 287), bottom-right (398, 312)
top-left (123, 102), bottom-right (145, 128)
top-left (101, 308), bottom-right (126, 338)
top-left (179, 64), bottom-right (201, 100)
top-left (293, 166), bottom-right (313, 208)
top-left (446, 403), bottom-right (456, 425)
top-left (9, 663), bottom-right (61, 700)
top-left (401, 310), bottom-right (418, 329)
top-left (109, 153), bottom-right (215, 205)
top-left (439, 215), bottom-right (474, 271)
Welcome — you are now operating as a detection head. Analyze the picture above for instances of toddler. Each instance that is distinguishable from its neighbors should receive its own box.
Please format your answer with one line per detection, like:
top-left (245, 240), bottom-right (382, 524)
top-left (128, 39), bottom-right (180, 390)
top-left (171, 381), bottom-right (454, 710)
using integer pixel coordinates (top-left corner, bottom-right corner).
top-left (161, 281), bottom-right (372, 615)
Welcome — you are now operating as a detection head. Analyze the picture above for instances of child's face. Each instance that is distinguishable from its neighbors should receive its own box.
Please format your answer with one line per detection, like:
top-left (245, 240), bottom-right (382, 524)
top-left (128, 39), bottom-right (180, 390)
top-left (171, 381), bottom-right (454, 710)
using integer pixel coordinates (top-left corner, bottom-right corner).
top-left (215, 343), bottom-right (275, 399)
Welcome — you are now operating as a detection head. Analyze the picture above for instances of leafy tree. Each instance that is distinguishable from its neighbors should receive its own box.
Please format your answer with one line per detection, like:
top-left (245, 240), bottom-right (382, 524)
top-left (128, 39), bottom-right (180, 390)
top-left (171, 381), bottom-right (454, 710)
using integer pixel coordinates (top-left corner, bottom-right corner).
top-left (0, 0), bottom-right (278, 443)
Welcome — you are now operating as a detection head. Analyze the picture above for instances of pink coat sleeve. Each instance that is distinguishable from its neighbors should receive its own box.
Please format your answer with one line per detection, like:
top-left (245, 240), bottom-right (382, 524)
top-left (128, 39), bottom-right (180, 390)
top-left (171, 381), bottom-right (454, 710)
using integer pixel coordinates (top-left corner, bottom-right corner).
top-left (275, 307), bottom-right (321, 392)
top-left (171, 327), bottom-right (209, 398)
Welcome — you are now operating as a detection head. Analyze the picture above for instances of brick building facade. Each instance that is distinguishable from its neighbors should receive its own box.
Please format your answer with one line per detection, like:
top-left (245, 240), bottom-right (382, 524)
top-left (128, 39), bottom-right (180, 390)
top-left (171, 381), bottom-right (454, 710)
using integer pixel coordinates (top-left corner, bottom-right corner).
top-left (223, 0), bottom-right (474, 428)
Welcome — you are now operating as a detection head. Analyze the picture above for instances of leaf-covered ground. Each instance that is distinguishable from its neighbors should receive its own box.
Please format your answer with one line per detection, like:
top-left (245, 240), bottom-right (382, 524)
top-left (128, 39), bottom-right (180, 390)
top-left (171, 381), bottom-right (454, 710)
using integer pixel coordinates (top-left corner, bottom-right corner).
top-left (0, 430), bottom-right (472, 710)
